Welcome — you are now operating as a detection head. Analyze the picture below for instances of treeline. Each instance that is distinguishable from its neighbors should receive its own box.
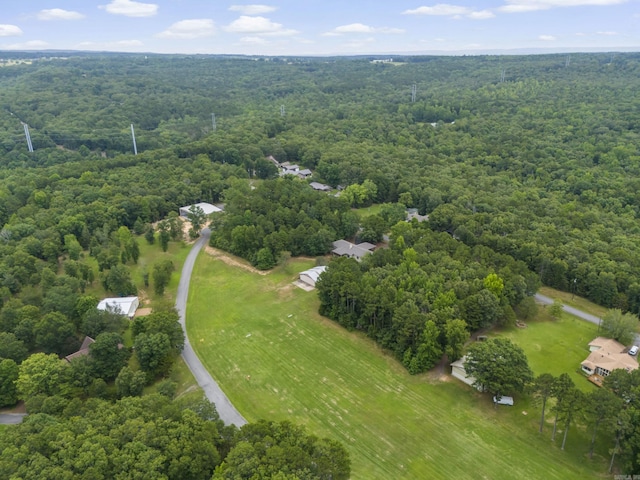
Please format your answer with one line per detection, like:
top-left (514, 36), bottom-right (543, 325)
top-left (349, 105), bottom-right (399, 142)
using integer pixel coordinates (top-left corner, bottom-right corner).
top-left (529, 368), bottom-right (640, 474)
top-left (316, 222), bottom-right (540, 373)
top-left (0, 393), bottom-right (350, 480)
top-left (209, 177), bottom-right (360, 269)
top-left (3, 54), bottom-right (640, 311)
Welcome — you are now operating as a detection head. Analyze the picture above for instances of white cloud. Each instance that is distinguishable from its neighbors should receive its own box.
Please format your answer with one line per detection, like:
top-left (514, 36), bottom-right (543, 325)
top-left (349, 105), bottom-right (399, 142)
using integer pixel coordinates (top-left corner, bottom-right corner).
top-left (0, 25), bottom-right (23, 37)
top-left (500, 0), bottom-right (628, 13)
top-left (343, 37), bottom-right (376, 49)
top-left (468, 10), bottom-right (496, 19)
top-left (157, 19), bottom-right (215, 39)
top-left (225, 16), bottom-right (298, 36)
top-left (403, 4), bottom-right (495, 19)
top-left (240, 36), bottom-right (268, 44)
top-left (324, 23), bottom-right (405, 36)
top-left (1, 40), bottom-right (49, 50)
top-left (539, 34), bottom-right (557, 40)
top-left (38, 9), bottom-right (85, 21)
top-left (403, 4), bottom-right (472, 15)
top-left (99, 0), bottom-right (158, 17)
top-left (229, 4), bottom-right (277, 15)
top-left (597, 30), bottom-right (618, 35)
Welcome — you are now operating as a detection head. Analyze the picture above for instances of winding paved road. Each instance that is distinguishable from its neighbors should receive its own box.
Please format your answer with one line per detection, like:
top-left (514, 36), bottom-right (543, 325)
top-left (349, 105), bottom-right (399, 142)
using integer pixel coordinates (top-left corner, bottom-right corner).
top-left (176, 228), bottom-right (247, 427)
top-left (534, 293), bottom-right (602, 326)
top-left (0, 413), bottom-right (26, 425)
top-left (535, 293), bottom-right (640, 345)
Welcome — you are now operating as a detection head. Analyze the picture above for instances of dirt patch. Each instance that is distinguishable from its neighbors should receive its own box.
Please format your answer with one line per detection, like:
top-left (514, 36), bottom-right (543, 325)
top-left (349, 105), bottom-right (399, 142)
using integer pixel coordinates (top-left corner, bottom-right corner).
top-left (293, 280), bottom-right (315, 292)
top-left (204, 246), bottom-right (269, 275)
top-left (135, 307), bottom-right (152, 317)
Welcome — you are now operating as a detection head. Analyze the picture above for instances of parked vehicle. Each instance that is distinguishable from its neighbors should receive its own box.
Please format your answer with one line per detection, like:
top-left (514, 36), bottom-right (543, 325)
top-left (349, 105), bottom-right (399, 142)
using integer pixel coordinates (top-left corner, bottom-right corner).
top-left (493, 395), bottom-right (514, 406)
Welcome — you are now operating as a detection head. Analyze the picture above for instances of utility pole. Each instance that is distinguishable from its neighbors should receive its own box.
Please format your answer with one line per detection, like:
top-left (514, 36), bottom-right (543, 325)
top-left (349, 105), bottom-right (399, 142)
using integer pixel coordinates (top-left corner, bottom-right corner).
top-left (500, 69), bottom-right (506, 83)
top-left (211, 113), bottom-right (217, 131)
top-left (22, 122), bottom-right (34, 153)
top-left (130, 124), bottom-right (138, 156)
top-left (565, 55), bottom-right (571, 68)
top-left (411, 84), bottom-right (417, 103)
top-left (280, 105), bottom-right (285, 117)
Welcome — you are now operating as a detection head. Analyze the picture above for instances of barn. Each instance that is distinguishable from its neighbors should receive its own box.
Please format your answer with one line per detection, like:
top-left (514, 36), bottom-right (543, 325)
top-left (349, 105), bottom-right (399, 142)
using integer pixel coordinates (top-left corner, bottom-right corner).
top-left (179, 202), bottom-right (222, 218)
top-left (298, 266), bottom-right (327, 288)
top-left (97, 296), bottom-right (139, 318)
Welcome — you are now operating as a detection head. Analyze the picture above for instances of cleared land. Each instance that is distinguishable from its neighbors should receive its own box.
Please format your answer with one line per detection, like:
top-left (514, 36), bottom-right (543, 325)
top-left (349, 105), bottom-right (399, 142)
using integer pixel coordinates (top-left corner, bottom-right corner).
top-left (187, 254), bottom-right (607, 479)
top-left (495, 312), bottom-right (599, 391)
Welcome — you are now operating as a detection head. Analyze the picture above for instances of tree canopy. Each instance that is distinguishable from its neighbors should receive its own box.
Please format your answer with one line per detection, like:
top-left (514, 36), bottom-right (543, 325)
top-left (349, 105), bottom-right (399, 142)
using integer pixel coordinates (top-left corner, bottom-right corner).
top-left (464, 338), bottom-right (533, 397)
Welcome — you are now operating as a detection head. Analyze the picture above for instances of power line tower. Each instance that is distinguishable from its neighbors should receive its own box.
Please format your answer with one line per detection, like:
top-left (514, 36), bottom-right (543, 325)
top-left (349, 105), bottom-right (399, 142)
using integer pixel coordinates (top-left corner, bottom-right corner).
top-left (211, 113), bottom-right (217, 131)
top-left (500, 69), bottom-right (506, 83)
top-left (22, 122), bottom-right (34, 152)
top-left (411, 84), bottom-right (417, 103)
top-left (565, 55), bottom-right (571, 68)
top-left (130, 124), bottom-right (138, 156)
top-left (280, 105), bottom-right (285, 117)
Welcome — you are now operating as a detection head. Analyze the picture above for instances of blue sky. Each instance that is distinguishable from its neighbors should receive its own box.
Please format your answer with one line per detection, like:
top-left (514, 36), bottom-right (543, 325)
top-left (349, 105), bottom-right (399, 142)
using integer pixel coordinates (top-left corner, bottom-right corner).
top-left (1, 1), bottom-right (639, 55)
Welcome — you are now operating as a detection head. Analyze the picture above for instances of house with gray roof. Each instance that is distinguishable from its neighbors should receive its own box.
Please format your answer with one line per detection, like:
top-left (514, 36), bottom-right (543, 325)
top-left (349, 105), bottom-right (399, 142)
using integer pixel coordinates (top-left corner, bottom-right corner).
top-left (331, 240), bottom-right (375, 261)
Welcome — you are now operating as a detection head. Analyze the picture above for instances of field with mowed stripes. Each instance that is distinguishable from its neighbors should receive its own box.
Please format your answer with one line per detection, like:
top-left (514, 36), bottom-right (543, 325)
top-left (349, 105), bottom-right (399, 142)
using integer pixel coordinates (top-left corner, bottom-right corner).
top-left (187, 254), bottom-right (605, 480)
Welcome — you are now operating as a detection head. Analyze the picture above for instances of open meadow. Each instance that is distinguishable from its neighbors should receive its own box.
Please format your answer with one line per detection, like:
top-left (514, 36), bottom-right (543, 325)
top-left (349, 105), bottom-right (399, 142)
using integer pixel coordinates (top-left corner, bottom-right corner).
top-left (187, 253), bottom-right (608, 479)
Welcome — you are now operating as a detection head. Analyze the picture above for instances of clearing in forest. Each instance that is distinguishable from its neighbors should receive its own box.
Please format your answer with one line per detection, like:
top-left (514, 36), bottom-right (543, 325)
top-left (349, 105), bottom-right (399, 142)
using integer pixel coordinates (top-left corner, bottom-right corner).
top-left (187, 256), bottom-right (605, 480)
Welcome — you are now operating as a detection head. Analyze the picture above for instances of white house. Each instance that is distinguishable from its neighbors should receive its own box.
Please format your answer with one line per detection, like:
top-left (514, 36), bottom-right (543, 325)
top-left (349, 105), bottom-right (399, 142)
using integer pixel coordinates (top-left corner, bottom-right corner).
top-left (299, 266), bottom-right (327, 288)
top-left (179, 202), bottom-right (222, 218)
top-left (450, 356), bottom-right (482, 390)
top-left (97, 296), bottom-right (139, 318)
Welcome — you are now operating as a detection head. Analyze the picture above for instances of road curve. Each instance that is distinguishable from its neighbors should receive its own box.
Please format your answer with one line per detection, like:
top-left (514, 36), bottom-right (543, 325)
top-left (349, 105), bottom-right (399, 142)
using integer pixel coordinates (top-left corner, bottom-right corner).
top-left (176, 228), bottom-right (247, 427)
top-left (534, 293), bottom-right (602, 326)
top-left (0, 413), bottom-right (26, 425)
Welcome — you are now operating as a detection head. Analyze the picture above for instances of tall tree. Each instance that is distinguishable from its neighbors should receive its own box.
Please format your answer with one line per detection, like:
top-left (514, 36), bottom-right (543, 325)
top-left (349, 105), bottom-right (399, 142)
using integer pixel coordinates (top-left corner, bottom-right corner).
top-left (550, 373), bottom-right (574, 442)
top-left (89, 332), bottom-right (130, 381)
top-left (0, 359), bottom-right (19, 407)
top-left (444, 319), bottom-right (469, 362)
top-left (16, 353), bottom-right (70, 399)
top-left (600, 309), bottom-right (638, 345)
top-left (558, 387), bottom-right (584, 450)
top-left (531, 373), bottom-right (556, 433)
top-left (585, 388), bottom-right (622, 459)
top-left (464, 337), bottom-right (533, 399)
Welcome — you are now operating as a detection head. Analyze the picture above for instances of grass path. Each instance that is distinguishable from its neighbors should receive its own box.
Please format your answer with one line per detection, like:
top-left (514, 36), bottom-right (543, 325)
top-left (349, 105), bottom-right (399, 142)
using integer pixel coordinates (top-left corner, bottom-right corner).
top-left (187, 255), bottom-right (606, 479)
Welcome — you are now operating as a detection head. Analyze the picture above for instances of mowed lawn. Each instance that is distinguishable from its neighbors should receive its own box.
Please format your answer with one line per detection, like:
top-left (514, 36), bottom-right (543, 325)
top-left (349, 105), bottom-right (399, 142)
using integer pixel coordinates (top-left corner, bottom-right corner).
top-left (187, 255), bottom-right (605, 480)
top-left (494, 313), bottom-right (599, 391)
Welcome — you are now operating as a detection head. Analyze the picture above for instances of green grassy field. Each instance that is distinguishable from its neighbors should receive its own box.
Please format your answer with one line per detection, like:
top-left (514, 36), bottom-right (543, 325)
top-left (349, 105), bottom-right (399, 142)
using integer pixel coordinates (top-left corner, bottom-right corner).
top-left (495, 313), bottom-right (599, 391)
top-left (187, 254), bottom-right (607, 479)
top-left (352, 204), bottom-right (383, 218)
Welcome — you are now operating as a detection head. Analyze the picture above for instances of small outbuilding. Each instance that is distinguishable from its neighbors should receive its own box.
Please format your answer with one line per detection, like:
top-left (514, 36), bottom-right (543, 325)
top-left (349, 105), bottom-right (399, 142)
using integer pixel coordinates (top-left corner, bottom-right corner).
top-left (450, 355), bottom-right (482, 390)
top-left (310, 182), bottom-right (331, 192)
top-left (97, 296), bottom-right (139, 318)
top-left (299, 266), bottom-right (327, 288)
top-left (179, 202), bottom-right (222, 218)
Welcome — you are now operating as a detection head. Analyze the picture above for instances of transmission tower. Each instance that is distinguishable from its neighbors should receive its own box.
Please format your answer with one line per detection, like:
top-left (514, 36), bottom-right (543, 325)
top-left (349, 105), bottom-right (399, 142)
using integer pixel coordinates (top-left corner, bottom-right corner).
top-left (500, 69), bottom-right (506, 83)
top-left (211, 113), bottom-right (217, 131)
top-left (130, 124), bottom-right (138, 156)
top-left (565, 55), bottom-right (571, 68)
top-left (280, 105), bottom-right (285, 117)
top-left (411, 84), bottom-right (417, 103)
top-left (22, 122), bottom-right (34, 152)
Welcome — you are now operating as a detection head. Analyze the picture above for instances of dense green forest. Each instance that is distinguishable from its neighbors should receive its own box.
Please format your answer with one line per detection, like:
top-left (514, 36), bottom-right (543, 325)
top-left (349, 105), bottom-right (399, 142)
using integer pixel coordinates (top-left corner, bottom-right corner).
top-left (1, 51), bottom-right (640, 474)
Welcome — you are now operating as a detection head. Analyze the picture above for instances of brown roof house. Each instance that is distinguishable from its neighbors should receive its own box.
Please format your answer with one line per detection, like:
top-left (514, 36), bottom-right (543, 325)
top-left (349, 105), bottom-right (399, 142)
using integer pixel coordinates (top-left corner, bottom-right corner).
top-left (65, 336), bottom-right (95, 362)
top-left (581, 337), bottom-right (638, 377)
